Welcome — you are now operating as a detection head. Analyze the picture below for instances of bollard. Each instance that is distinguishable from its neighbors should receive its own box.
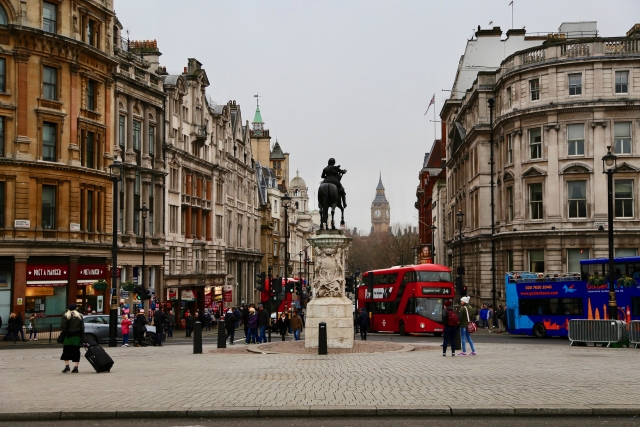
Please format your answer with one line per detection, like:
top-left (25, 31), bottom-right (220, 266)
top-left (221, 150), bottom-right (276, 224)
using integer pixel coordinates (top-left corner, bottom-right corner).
top-left (456, 328), bottom-right (462, 351)
top-left (217, 319), bottom-right (226, 348)
top-left (268, 316), bottom-right (272, 343)
top-left (193, 321), bottom-right (203, 354)
top-left (49, 324), bottom-right (53, 344)
top-left (318, 322), bottom-right (327, 355)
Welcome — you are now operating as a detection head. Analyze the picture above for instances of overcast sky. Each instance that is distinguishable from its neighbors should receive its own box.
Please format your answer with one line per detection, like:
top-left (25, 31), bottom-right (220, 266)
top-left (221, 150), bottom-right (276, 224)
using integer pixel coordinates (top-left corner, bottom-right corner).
top-left (115, 0), bottom-right (639, 234)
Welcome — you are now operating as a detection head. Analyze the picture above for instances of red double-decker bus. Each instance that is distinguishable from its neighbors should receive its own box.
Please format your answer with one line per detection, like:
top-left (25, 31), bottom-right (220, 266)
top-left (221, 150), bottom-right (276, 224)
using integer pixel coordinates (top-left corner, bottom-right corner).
top-left (357, 264), bottom-right (454, 336)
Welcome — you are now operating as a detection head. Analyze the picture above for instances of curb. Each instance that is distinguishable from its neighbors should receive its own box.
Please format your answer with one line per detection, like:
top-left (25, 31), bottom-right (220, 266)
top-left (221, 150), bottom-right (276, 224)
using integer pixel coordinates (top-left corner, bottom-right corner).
top-left (2, 405), bottom-right (639, 421)
top-left (247, 343), bottom-right (415, 355)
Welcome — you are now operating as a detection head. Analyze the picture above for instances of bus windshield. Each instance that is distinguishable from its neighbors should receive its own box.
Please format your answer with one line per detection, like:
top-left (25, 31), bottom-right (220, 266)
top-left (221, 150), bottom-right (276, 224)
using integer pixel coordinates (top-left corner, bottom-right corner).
top-left (404, 297), bottom-right (444, 323)
top-left (416, 271), bottom-right (452, 282)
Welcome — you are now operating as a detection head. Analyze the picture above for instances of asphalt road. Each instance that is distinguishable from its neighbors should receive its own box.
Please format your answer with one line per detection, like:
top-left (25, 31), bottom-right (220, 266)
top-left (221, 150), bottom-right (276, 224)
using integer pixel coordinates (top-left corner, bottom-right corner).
top-left (1, 417), bottom-right (638, 427)
top-left (0, 329), bottom-right (568, 350)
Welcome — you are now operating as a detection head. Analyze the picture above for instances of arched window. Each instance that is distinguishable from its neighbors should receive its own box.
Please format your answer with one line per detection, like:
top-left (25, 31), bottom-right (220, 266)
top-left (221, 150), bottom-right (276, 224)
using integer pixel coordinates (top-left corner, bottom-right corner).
top-left (0, 6), bottom-right (7, 25)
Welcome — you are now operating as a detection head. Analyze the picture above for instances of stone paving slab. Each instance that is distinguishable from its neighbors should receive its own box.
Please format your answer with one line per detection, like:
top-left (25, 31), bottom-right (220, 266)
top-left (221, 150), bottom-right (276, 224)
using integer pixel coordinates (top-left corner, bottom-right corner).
top-left (253, 340), bottom-right (411, 354)
top-left (0, 342), bottom-right (639, 421)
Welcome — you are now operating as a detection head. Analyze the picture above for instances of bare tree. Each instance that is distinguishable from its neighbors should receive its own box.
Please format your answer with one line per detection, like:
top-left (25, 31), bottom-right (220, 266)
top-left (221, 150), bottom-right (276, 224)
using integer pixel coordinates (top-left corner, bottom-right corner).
top-left (346, 223), bottom-right (419, 273)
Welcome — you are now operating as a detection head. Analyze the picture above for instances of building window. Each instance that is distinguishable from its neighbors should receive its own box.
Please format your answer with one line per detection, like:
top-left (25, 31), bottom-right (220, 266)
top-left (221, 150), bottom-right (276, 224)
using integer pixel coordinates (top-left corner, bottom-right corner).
top-left (0, 181), bottom-right (4, 226)
top-left (529, 128), bottom-right (542, 159)
top-left (568, 181), bottom-right (587, 218)
top-left (568, 73), bottom-right (582, 96)
top-left (169, 205), bottom-right (178, 233)
top-left (567, 249), bottom-right (589, 273)
top-left (506, 86), bottom-right (512, 108)
top-left (149, 126), bottom-right (155, 156)
top-left (168, 247), bottom-right (176, 274)
top-left (216, 180), bottom-right (223, 204)
top-left (0, 116), bottom-right (4, 157)
top-left (615, 71), bottom-right (629, 94)
top-left (529, 249), bottom-right (544, 273)
top-left (87, 80), bottom-right (96, 111)
top-left (530, 79), bottom-right (540, 101)
top-left (0, 5), bottom-right (7, 25)
top-left (85, 131), bottom-right (95, 169)
top-left (118, 116), bottom-right (125, 151)
top-left (529, 183), bottom-right (543, 220)
top-left (506, 134), bottom-right (513, 164)
top-left (42, 122), bottom-right (56, 161)
top-left (43, 2), bottom-right (57, 33)
top-left (133, 121), bottom-right (141, 151)
top-left (0, 58), bottom-right (5, 93)
top-left (170, 168), bottom-right (179, 191)
top-left (133, 171), bottom-right (140, 235)
top-left (42, 185), bottom-right (56, 229)
top-left (615, 248), bottom-right (637, 257)
top-left (507, 186), bottom-right (514, 222)
top-left (216, 215), bottom-right (222, 239)
top-left (43, 66), bottom-right (57, 100)
top-left (567, 124), bottom-right (584, 156)
top-left (86, 190), bottom-right (94, 232)
top-left (85, 18), bottom-right (97, 47)
top-left (615, 180), bottom-right (633, 218)
top-left (614, 122), bottom-right (631, 154)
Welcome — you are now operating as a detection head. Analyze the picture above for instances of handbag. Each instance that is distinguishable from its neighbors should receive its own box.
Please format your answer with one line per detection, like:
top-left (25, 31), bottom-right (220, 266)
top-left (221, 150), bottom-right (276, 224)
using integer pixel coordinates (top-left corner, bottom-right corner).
top-left (465, 306), bottom-right (478, 334)
top-left (57, 318), bottom-right (71, 344)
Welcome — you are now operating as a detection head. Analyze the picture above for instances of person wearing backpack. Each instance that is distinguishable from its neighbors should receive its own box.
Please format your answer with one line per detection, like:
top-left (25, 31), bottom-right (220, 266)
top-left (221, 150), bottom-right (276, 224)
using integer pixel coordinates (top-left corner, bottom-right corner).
top-left (441, 299), bottom-right (459, 357)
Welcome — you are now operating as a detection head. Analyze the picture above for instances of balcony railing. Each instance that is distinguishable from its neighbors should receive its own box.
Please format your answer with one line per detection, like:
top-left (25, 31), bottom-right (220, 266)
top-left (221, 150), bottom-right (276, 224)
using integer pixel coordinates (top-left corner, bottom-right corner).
top-left (192, 125), bottom-right (208, 140)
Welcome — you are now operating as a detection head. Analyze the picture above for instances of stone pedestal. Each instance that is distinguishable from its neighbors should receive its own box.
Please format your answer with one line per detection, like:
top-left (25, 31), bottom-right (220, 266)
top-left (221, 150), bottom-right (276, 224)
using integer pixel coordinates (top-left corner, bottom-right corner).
top-left (305, 230), bottom-right (353, 349)
top-left (305, 297), bottom-right (353, 348)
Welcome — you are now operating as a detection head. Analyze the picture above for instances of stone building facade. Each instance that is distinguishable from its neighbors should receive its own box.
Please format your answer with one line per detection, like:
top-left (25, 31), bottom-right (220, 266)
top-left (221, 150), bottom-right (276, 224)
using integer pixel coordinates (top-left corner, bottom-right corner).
top-left (0, 0), bottom-right (118, 324)
top-left (442, 24), bottom-right (640, 306)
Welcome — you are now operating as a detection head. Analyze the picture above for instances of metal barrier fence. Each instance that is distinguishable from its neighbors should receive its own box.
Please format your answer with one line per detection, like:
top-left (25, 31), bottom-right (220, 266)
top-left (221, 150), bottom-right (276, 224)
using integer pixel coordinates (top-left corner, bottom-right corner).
top-left (568, 319), bottom-right (628, 347)
top-left (630, 321), bottom-right (640, 349)
top-left (0, 324), bottom-right (65, 344)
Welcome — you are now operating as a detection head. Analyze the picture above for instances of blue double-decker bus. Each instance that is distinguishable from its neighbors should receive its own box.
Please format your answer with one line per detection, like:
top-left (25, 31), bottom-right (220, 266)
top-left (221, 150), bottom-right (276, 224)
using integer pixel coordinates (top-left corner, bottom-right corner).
top-left (506, 256), bottom-right (640, 338)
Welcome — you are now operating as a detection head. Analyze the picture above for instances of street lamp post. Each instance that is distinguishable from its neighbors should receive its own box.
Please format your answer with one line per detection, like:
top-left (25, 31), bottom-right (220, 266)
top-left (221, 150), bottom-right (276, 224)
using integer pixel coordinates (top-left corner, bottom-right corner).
top-left (456, 209), bottom-right (465, 297)
top-left (282, 193), bottom-right (291, 301)
top-left (141, 203), bottom-right (149, 311)
top-left (430, 224), bottom-right (437, 263)
top-left (108, 157), bottom-right (123, 348)
top-left (602, 146), bottom-right (618, 320)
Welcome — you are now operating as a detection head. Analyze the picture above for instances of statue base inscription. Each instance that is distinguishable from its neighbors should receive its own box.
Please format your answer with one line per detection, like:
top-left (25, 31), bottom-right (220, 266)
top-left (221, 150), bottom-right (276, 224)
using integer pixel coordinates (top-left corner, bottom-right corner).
top-left (305, 230), bottom-right (354, 349)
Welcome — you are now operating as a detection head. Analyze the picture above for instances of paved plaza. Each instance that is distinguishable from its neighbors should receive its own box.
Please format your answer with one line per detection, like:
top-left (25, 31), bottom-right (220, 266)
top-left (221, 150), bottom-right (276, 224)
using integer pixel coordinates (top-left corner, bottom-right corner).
top-left (1, 340), bottom-right (639, 420)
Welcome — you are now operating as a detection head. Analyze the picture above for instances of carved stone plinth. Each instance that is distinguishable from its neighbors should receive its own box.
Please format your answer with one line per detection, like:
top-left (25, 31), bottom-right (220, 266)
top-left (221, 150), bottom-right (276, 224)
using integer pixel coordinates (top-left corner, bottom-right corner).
top-left (305, 230), bottom-right (353, 349)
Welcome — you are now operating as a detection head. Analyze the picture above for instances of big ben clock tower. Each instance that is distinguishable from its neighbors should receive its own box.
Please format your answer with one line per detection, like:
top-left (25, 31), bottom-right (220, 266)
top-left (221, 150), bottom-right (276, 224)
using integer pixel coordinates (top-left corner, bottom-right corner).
top-left (371, 173), bottom-right (390, 234)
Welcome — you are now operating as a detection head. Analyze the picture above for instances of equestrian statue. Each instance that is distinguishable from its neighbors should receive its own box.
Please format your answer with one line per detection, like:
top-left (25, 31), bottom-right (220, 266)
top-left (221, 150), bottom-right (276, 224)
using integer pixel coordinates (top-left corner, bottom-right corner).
top-left (318, 158), bottom-right (347, 230)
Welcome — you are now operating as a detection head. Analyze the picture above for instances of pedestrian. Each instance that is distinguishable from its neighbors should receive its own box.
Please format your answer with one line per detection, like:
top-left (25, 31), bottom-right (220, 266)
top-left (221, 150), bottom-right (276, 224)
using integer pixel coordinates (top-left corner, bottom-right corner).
top-left (290, 311), bottom-right (303, 341)
top-left (498, 305), bottom-right (507, 332)
top-left (28, 312), bottom-right (38, 340)
top-left (187, 311), bottom-right (197, 338)
top-left (480, 304), bottom-right (488, 329)
top-left (441, 299), bottom-right (459, 356)
top-left (233, 306), bottom-right (242, 329)
top-left (487, 304), bottom-right (494, 332)
top-left (257, 304), bottom-right (269, 344)
top-left (167, 309), bottom-right (175, 338)
top-left (60, 304), bottom-right (84, 373)
top-left (224, 308), bottom-right (237, 344)
top-left (16, 312), bottom-right (25, 342)
top-left (457, 296), bottom-right (477, 356)
top-left (121, 314), bottom-right (132, 347)
top-left (242, 305), bottom-right (250, 339)
top-left (4, 312), bottom-right (18, 343)
top-left (245, 307), bottom-right (258, 344)
top-left (153, 308), bottom-right (167, 346)
top-left (358, 308), bottom-right (369, 341)
top-left (276, 312), bottom-right (289, 341)
top-left (204, 310), bottom-right (212, 331)
top-left (135, 309), bottom-right (147, 347)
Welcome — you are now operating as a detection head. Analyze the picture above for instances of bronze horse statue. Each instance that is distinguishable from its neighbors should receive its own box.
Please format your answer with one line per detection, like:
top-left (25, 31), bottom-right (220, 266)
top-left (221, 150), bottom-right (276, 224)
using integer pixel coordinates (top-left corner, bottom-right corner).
top-left (318, 179), bottom-right (344, 230)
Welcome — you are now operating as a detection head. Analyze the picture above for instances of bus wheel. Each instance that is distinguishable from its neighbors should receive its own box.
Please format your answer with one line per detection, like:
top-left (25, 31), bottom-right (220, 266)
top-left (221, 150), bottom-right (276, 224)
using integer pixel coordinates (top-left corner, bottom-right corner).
top-left (399, 322), bottom-right (408, 336)
top-left (532, 323), bottom-right (546, 338)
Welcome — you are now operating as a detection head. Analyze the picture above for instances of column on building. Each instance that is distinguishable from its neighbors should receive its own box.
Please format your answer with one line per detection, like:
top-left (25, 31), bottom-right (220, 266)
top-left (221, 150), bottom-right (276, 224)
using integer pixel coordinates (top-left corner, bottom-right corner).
top-left (126, 96), bottom-right (135, 161)
top-left (154, 175), bottom-right (163, 237)
top-left (545, 122), bottom-right (560, 219)
top-left (125, 170), bottom-right (135, 236)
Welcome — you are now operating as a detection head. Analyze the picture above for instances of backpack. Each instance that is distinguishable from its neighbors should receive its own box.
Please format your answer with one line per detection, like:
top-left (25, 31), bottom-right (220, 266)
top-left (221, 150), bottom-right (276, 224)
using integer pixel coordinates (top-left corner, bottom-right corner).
top-left (445, 308), bottom-right (460, 327)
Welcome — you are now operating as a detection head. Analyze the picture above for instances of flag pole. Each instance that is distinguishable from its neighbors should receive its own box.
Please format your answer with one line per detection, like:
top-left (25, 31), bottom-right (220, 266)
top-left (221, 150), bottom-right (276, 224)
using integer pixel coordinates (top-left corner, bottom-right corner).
top-left (433, 96), bottom-right (437, 142)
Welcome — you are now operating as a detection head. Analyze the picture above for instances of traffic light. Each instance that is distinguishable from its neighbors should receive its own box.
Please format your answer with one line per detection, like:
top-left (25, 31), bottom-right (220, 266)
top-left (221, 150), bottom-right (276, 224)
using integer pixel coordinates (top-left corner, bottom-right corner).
top-left (295, 281), bottom-right (303, 295)
top-left (455, 276), bottom-right (463, 295)
top-left (140, 287), bottom-right (152, 300)
top-left (461, 285), bottom-right (468, 297)
top-left (286, 279), bottom-right (295, 293)
top-left (366, 272), bottom-right (374, 298)
top-left (255, 272), bottom-right (266, 292)
top-left (345, 276), bottom-right (355, 293)
top-left (133, 285), bottom-right (141, 300)
top-left (272, 277), bottom-right (283, 293)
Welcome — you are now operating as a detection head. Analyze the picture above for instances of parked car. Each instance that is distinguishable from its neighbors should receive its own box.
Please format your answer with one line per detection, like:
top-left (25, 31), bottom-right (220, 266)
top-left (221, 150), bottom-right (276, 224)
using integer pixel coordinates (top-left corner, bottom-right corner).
top-left (83, 315), bottom-right (156, 346)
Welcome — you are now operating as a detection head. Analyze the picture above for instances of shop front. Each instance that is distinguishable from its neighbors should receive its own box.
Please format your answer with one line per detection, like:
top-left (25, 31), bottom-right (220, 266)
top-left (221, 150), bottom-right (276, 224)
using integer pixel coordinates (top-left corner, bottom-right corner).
top-left (76, 265), bottom-right (108, 315)
top-left (25, 264), bottom-right (68, 327)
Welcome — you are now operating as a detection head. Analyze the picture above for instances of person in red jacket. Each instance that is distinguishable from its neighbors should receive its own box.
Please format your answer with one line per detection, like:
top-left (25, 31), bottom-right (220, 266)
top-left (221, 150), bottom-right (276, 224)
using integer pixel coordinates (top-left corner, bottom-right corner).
top-left (121, 314), bottom-right (132, 347)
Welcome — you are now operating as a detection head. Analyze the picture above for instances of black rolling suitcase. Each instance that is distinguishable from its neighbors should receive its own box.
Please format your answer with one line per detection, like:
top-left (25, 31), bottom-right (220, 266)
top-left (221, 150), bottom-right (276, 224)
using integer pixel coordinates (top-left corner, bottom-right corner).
top-left (83, 341), bottom-right (114, 373)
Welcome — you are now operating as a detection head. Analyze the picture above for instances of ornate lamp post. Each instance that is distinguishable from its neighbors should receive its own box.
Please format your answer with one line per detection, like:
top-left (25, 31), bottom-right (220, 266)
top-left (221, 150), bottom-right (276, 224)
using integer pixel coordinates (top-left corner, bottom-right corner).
top-left (602, 146), bottom-right (618, 320)
top-left (108, 157), bottom-right (123, 348)
top-left (456, 209), bottom-right (465, 297)
top-left (141, 203), bottom-right (149, 310)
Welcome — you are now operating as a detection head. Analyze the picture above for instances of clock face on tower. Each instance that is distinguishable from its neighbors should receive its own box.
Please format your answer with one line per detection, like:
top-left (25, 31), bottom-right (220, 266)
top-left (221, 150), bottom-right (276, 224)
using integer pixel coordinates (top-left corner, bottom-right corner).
top-left (374, 209), bottom-right (381, 218)
top-left (386, 210), bottom-right (389, 218)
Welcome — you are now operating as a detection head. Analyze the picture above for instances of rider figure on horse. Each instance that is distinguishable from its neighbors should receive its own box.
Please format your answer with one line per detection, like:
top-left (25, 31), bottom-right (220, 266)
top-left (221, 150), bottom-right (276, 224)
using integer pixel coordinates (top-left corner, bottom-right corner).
top-left (321, 158), bottom-right (347, 208)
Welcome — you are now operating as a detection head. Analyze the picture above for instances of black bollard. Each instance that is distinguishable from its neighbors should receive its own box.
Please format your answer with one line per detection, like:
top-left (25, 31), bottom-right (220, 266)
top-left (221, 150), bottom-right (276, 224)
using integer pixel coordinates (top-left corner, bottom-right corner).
top-left (456, 328), bottom-right (462, 351)
top-left (193, 321), bottom-right (202, 354)
top-left (268, 316), bottom-right (272, 343)
top-left (217, 319), bottom-right (226, 348)
top-left (318, 322), bottom-right (327, 355)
